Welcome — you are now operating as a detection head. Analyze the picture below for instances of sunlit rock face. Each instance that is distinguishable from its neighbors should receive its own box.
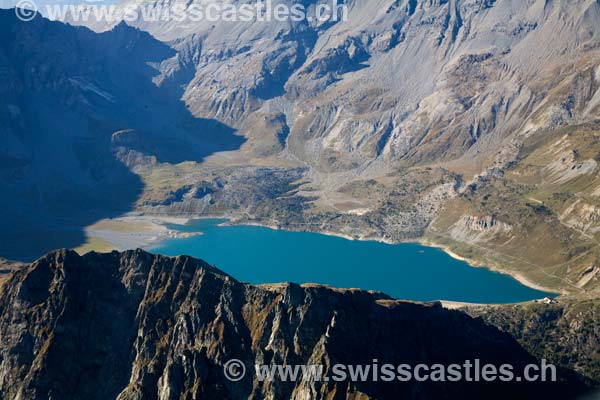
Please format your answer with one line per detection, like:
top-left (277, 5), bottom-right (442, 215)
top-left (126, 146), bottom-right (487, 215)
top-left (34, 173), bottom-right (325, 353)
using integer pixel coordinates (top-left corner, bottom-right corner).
top-left (76, 0), bottom-right (600, 173)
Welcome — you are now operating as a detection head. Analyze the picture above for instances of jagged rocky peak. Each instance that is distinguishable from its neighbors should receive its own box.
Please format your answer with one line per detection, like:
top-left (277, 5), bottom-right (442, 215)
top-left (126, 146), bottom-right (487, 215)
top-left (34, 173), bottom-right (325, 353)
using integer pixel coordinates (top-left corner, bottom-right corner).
top-left (0, 250), bottom-right (588, 399)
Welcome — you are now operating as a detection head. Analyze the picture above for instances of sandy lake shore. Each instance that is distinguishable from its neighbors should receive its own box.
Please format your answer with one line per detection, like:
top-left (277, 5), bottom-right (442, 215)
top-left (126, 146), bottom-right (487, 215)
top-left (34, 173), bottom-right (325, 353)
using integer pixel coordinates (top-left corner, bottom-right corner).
top-left (76, 215), bottom-right (200, 253)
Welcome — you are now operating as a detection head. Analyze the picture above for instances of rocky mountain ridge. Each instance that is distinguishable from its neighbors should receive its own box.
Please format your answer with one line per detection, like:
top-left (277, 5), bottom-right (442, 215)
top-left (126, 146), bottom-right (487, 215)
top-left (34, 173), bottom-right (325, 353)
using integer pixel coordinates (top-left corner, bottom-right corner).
top-left (0, 249), bottom-right (592, 399)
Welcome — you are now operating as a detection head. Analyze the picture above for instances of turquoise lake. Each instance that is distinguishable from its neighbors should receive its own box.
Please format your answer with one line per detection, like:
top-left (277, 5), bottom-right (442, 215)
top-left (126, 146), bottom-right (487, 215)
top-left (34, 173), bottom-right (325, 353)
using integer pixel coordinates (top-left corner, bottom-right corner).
top-left (150, 219), bottom-right (553, 304)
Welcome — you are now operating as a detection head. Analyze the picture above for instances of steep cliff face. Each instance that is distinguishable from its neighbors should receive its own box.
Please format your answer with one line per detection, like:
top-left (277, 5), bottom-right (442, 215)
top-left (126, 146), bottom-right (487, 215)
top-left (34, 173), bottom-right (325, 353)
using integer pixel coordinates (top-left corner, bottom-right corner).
top-left (0, 250), bottom-right (589, 399)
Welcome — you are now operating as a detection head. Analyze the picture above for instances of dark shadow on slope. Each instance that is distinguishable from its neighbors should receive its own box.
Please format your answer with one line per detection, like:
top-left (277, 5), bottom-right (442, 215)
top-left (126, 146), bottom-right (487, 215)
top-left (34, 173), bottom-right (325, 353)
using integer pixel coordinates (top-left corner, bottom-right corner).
top-left (251, 10), bottom-right (366, 102)
top-left (0, 11), bottom-right (245, 261)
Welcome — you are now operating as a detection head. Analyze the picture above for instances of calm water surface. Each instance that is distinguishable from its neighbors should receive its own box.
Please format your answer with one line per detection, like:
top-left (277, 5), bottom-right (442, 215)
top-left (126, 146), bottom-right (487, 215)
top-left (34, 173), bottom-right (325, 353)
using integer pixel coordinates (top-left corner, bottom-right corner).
top-left (150, 219), bottom-right (553, 303)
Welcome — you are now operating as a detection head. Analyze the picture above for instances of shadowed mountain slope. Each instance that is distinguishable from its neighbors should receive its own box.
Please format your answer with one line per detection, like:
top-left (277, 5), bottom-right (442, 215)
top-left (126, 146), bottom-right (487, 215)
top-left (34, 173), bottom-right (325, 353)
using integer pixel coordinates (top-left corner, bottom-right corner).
top-left (0, 11), bottom-right (244, 260)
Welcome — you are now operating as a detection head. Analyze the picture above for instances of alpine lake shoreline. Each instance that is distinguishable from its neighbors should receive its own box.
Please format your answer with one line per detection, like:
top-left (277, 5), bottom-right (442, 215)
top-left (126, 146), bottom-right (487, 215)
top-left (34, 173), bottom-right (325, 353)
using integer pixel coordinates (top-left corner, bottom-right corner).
top-left (70, 213), bottom-right (561, 306)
